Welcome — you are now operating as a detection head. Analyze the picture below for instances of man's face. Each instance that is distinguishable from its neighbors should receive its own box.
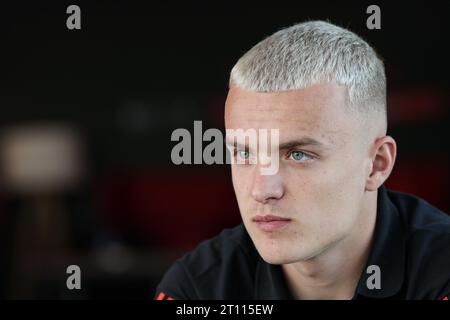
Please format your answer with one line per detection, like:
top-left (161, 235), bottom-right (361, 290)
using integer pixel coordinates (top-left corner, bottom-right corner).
top-left (224, 83), bottom-right (373, 264)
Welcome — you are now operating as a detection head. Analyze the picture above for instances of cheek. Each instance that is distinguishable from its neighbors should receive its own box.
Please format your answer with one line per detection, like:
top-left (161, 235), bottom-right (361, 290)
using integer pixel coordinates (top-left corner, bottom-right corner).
top-left (313, 151), bottom-right (367, 192)
top-left (285, 158), bottom-right (365, 227)
top-left (231, 166), bottom-right (252, 203)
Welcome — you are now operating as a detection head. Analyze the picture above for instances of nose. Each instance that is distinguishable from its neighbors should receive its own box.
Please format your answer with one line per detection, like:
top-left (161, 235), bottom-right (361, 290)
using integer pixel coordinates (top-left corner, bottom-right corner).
top-left (250, 166), bottom-right (284, 204)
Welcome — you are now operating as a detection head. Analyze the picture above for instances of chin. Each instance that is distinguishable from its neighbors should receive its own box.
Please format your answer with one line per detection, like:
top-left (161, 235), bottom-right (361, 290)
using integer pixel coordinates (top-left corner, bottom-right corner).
top-left (260, 254), bottom-right (294, 265)
top-left (255, 243), bottom-right (310, 265)
top-left (255, 238), bottom-right (324, 265)
top-left (261, 250), bottom-right (318, 265)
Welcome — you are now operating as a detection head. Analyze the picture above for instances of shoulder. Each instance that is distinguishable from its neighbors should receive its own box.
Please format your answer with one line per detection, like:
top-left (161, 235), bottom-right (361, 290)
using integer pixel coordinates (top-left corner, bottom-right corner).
top-left (386, 189), bottom-right (450, 234)
top-left (387, 189), bottom-right (450, 299)
top-left (154, 224), bottom-right (259, 299)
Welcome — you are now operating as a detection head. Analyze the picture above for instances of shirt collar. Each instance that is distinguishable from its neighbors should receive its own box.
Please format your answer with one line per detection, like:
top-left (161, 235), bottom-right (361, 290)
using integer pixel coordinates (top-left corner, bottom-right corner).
top-left (254, 185), bottom-right (406, 299)
top-left (354, 184), bottom-right (406, 298)
top-left (254, 257), bottom-right (294, 299)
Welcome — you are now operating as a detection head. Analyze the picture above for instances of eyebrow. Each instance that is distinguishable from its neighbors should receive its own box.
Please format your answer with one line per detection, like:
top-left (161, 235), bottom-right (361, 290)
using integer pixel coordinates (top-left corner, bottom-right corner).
top-left (226, 136), bottom-right (329, 150)
top-left (278, 137), bottom-right (328, 150)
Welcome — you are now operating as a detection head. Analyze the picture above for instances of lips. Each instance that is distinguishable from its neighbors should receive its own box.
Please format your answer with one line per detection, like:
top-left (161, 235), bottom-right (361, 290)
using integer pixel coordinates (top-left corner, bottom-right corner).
top-left (253, 215), bottom-right (291, 222)
top-left (252, 215), bottom-right (291, 232)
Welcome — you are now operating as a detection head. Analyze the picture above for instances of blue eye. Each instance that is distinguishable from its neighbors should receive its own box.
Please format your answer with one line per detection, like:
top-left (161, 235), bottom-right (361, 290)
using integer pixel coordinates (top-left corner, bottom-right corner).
top-left (289, 151), bottom-right (311, 162)
top-left (237, 150), bottom-right (250, 160)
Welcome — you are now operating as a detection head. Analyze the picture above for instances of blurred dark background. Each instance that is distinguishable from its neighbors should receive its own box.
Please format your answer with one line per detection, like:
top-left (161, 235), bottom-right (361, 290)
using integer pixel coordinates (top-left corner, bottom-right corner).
top-left (0, 0), bottom-right (449, 299)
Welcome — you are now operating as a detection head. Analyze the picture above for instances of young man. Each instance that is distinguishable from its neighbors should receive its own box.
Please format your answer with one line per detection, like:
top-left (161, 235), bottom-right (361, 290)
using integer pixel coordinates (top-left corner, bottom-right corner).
top-left (155, 21), bottom-right (450, 300)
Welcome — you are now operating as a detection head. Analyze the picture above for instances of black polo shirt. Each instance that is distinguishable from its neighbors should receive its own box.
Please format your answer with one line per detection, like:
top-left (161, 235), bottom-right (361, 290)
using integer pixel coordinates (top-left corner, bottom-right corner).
top-left (154, 185), bottom-right (450, 300)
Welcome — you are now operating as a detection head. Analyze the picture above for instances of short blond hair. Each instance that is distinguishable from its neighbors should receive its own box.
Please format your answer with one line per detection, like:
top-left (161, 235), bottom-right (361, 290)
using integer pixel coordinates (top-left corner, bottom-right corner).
top-left (230, 20), bottom-right (386, 117)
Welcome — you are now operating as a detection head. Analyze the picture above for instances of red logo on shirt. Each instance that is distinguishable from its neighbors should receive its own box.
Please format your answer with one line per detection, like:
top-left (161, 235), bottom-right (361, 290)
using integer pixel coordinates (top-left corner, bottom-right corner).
top-left (155, 292), bottom-right (175, 300)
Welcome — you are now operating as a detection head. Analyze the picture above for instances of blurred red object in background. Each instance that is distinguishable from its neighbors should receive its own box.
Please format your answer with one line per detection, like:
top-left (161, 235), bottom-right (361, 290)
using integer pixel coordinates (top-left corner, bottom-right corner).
top-left (94, 167), bottom-right (241, 251)
top-left (386, 158), bottom-right (450, 213)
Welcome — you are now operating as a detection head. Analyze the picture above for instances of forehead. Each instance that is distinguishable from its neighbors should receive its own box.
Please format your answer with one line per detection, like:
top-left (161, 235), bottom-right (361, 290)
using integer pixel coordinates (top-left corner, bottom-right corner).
top-left (224, 83), bottom-right (354, 145)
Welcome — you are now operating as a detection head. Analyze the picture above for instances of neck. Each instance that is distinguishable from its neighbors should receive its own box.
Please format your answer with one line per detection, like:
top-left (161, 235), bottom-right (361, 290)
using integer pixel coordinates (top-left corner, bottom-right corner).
top-left (282, 191), bottom-right (377, 300)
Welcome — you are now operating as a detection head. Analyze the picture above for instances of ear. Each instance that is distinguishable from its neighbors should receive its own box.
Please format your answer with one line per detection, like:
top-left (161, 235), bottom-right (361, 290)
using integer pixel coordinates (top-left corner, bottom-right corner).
top-left (365, 135), bottom-right (397, 191)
